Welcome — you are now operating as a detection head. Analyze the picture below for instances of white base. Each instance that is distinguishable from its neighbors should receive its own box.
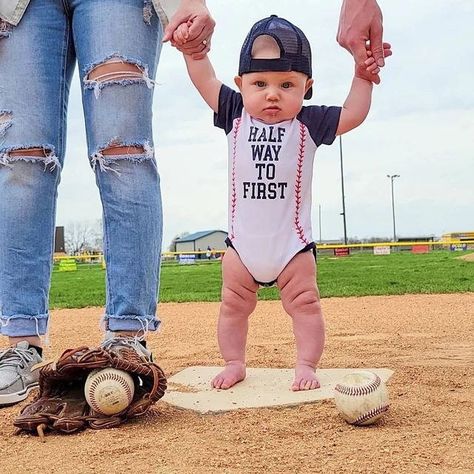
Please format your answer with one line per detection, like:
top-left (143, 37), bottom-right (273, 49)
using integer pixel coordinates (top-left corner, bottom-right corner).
top-left (163, 367), bottom-right (394, 414)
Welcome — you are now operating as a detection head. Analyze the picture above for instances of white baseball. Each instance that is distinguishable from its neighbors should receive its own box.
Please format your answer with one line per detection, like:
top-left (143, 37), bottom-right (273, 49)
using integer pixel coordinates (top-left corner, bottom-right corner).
top-left (85, 368), bottom-right (135, 415)
top-left (334, 371), bottom-right (389, 426)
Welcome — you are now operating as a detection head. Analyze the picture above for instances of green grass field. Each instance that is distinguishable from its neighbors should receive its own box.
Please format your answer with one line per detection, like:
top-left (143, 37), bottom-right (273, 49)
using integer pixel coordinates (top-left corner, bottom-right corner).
top-left (49, 251), bottom-right (474, 309)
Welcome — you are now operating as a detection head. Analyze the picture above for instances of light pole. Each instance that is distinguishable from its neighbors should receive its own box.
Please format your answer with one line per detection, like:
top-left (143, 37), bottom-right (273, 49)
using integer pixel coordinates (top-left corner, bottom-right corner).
top-left (387, 174), bottom-right (400, 242)
top-left (339, 136), bottom-right (348, 245)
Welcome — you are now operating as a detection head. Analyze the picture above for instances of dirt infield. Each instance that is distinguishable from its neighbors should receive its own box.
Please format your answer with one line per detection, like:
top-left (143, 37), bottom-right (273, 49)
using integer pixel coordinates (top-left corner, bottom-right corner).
top-left (1, 293), bottom-right (473, 473)
top-left (459, 252), bottom-right (474, 262)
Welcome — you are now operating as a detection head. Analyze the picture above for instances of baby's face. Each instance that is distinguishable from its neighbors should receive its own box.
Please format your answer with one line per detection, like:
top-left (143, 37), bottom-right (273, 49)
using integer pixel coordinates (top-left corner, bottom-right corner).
top-left (235, 70), bottom-right (312, 124)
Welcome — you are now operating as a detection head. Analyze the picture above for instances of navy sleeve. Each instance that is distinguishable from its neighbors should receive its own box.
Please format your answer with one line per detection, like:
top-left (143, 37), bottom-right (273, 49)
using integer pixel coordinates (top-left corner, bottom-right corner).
top-left (297, 105), bottom-right (342, 147)
top-left (213, 84), bottom-right (244, 135)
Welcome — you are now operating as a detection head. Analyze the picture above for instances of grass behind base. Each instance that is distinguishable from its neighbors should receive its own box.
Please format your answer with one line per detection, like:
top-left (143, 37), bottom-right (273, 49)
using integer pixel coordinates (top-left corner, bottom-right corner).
top-left (49, 251), bottom-right (474, 309)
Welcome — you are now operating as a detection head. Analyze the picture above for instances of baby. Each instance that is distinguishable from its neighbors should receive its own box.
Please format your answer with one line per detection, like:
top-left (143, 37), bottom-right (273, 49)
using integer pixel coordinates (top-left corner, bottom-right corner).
top-left (173, 15), bottom-right (391, 390)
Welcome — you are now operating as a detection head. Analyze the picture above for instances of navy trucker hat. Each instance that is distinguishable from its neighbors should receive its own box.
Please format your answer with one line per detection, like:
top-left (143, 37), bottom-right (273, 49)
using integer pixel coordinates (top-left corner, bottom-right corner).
top-left (238, 15), bottom-right (313, 100)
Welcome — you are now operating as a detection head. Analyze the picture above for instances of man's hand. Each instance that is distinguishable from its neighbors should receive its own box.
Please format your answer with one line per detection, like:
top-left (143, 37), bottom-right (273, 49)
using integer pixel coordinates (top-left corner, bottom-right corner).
top-left (163, 0), bottom-right (215, 59)
top-left (337, 0), bottom-right (385, 69)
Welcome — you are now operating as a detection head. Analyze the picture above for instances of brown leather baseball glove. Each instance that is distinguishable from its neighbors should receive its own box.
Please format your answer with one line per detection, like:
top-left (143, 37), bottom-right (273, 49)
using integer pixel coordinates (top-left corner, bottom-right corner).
top-left (13, 342), bottom-right (167, 439)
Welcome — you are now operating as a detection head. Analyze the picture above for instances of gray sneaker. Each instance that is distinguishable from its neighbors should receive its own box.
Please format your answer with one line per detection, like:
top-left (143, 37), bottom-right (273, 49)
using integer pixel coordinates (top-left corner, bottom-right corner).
top-left (101, 335), bottom-right (153, 362)
top-left (0, 341), bottom-right (42, 406)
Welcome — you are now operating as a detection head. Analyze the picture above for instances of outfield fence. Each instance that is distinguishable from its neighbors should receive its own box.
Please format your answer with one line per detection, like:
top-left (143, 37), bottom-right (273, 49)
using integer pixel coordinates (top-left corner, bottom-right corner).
top-left (53, 240), bottom-right (474, 264)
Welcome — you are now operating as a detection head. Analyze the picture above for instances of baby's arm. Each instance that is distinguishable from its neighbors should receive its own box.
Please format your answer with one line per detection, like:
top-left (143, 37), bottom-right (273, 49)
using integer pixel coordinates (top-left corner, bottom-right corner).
top-left (183, 54), bottom-right (222, 113)
top-left (174, 23), bottom-right (222, 112)
top-left (336, 76), bottom-right (373, 136)
top-left (337, 42), bottom-right (392, 135)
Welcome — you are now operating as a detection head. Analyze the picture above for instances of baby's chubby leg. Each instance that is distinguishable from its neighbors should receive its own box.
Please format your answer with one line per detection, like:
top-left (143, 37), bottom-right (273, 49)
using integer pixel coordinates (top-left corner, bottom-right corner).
top-left (277, 251), bottom-right (325, 391)
top-left (212, 248), bottom-right (258, 389)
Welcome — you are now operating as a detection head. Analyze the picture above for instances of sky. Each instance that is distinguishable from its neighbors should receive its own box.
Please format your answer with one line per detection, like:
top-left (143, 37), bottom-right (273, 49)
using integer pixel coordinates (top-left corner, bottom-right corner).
top-left (55, 0), bottom-right (474, 250)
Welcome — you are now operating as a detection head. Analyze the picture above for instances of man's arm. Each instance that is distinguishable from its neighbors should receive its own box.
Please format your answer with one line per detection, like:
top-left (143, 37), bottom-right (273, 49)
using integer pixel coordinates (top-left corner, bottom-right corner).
top-left (337, 0), bottom-right (384, 83)
top-left (183, 54), bottom-right (222, 113)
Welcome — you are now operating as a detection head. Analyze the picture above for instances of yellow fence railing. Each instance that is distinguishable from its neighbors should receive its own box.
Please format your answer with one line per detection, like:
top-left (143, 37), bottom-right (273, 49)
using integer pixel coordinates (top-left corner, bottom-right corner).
top-left (54, 254), bottom-right (104, 263)
top-left (53, 240), bottom-right (474, 263)
top-left (313, 239), bottom-right (474, 250)
top-left (163, 240), bottom-right (474, 255)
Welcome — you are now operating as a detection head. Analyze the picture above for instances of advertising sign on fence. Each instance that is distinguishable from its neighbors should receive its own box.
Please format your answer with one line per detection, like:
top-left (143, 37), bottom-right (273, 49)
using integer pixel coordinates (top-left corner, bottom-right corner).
top-left (334, 247), bottom-right (350, 257)
top-left (58, 258), bottom-right (77, 272)
top-left (412, 245), bottom-right (430, 254)
top-left (179, 254), bottom-right (196, 264)
top-left (374, 246), bottom-right (391, 255)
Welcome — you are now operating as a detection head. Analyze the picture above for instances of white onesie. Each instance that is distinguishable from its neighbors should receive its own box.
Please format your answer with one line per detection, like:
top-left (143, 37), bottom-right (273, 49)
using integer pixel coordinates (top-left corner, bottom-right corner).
top-left (214, 85), bottom-right (341, 285)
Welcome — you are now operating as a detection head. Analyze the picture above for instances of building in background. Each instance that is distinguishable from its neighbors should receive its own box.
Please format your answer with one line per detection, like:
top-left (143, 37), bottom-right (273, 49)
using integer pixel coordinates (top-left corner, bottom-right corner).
top-left (175, 230), bottom-right (227, 255)
top-left (441, 231), bottom-right (474, 242)
top-left (441, 231), bottom-right (474, 250)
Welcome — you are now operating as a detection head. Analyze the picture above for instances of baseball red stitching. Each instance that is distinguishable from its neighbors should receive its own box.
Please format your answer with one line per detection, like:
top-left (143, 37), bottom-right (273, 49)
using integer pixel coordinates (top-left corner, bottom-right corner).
top-left (334, 373), bottom-right (382, 397)
top-left (353, 404), bottom-right (390, 425)
top-left (229, 117), bottom-right (241, 240)
top-left (294, 122), bottom-right (309, 245)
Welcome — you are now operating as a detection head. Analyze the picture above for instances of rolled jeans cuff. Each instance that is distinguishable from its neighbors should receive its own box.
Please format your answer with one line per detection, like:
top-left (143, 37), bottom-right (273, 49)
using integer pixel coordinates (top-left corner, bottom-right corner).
top-left (0, 312), bottom-right (49, 337)
top-left (102, 314), bottom-right (160, 332)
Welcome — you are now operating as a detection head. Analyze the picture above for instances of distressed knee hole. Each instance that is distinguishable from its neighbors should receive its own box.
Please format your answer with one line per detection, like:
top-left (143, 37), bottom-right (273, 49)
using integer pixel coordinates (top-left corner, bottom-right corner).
top-left (102, 145), bottom-right (145, 156)
top-left (87, 60), bottom-right (144, 83)
top-left (90, 139), bottom-right (154, 173)
top-left (84, 56), bottom-right (155, 98)
top-left (8, 147), bottom-right (48, 158)
top-left (0, 146), bottom-right (60, 171)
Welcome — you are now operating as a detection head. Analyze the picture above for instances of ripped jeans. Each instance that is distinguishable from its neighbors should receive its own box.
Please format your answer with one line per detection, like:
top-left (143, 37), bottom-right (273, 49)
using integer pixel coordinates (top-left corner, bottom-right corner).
top-left (0, 0), bottom-right (163, 337)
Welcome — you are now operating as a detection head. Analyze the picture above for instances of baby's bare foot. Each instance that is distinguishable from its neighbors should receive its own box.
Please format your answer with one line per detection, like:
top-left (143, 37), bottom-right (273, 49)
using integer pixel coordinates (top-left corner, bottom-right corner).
top-left (292, 364), bottom-right (320, 391)
top-left (212, 362), bottom-right (246, 389)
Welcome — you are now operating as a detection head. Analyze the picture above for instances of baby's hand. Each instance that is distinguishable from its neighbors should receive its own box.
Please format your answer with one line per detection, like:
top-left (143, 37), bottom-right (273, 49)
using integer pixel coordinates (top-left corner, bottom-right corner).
top-left (356, 42), bottom-right (392, 84)
top-left (171, 21), bottom-right (191, 47)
